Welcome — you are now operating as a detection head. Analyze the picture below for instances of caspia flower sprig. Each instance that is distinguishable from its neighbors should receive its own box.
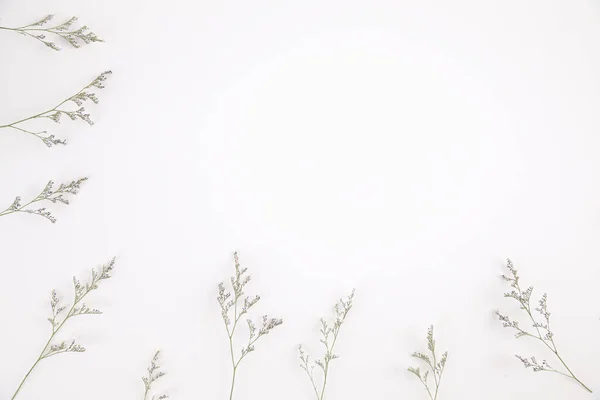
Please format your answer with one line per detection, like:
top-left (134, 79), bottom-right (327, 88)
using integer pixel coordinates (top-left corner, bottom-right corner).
top-left (495, 258), bottom-right (592, 393)
top-left (217, 252), bottom-right (283, 400)
top-left (10, 258), bottom-right (116, 400)
top-left (0, 71), bottom-right (112, 147)
top-left (142, 351), bottom-right (169, 400)
top-left (0, 178), bottom-right (88, 222)
top-left (407, 326), bottom-right (448, 400)
top-left (298, 289), bottom-right (355, 400)
top-left (0, 15), bottom-right (102, 51)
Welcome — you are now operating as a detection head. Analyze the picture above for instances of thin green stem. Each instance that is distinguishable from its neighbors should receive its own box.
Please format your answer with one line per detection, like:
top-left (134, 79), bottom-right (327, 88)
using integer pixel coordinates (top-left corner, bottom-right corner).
top-left (514, 281), bottom-right (592, 393)
top-left (227, 290), bottom-right (240, 400)
top-left (9, 263), bottom-right (109, 400)
top-left (0, 184), bottom-right (49, 219)
top-left (554, 351), bottom-right (592, 393)
top-left (418, 375), bottom-right (434, 400)
top-left (430, 352), bottom-right (439, 399)
top-left (303, 368), bottom-right (320, 400)
top-left (0, 89), bottom-right (78, 129)
top-left (435, 363), bottom-right (445, 400)
top-left (0, 18), bottom-right (102, 51)
top-left (10, 301), bottom-right (76, 400)
top-left (0, 74), bottom-right (101, 145)
top-left (318, 328), bottom-right (341, 400)
top-left (0, 26), bottom-right (51, 45)
top-left (228, 367), bottom-right (237, 400)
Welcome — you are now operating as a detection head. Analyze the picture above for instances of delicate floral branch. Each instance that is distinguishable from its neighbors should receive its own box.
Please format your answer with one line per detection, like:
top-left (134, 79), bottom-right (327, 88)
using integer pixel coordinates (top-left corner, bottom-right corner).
top-left (217, 252), bottom-right (283, 400)
top-left (298, 289), bottom-right (355, 400)
top-left (495, 258), bottom-right (592, 393)
top-left (407, 326), bottom-right (448, 400)
top-left (0, 178), bottom-right (88, 222)
top-left (0, 71), bottom-right (112, 147)
top-left (142, 351), bottom-right (168, 400)
top-left (0, 15), bottom-right (102, 51)
top-left (10, 258), bottom-right (116, 400)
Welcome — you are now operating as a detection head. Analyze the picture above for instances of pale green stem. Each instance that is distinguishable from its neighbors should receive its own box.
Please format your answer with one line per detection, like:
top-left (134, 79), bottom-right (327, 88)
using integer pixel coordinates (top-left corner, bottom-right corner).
top-left (0, 185), bottom-right (49, 219)
top-left (10, 301), bottom-right (77, 400)
top-left (435, 363), bottom-right (446, 400)
top-left (226, 293), bottom-right (240, 400)
top-left (318, 329), bottom-right (342, 400)
top-left (301, 365), bottom-right (320, 400)
top-left (515, 281), bottom-right (592, 393)
top-left (0, 75), bottom-right (97, 143)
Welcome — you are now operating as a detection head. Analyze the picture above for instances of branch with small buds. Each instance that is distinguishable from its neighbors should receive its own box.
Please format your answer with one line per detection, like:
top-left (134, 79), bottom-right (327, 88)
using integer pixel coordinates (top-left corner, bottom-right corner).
top-left (495, 258), bottom-right (592, 393)
top-left (217, 252), bottom-right (283, 400)
top-left (142, 351), bottom-right (169, 400)
top-left (0, 15), bottom-right (102, 51)
top-left (298, 289), bottom-right (355, 400)
top-left (0, 71), bottom-right (112, 147)
top-left (0, 178), bottom-right (88, 222)
top-left (10, 258), bottom-right (116, 400)
top-left (407, 326), bottom-right (448, 400)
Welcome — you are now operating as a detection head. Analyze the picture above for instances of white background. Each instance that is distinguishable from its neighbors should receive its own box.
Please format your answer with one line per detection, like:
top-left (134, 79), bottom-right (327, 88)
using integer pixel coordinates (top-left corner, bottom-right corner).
top-left (1, 0), bottom-right (600, 399)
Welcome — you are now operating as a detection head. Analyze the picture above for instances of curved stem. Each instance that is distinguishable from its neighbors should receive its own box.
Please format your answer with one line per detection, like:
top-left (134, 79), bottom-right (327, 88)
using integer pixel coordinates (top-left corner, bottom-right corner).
top-left (10, 301), bottom-right (76, 400)
top-left (435, 364), bottom-right (445, 400)
top-left (0, 184), bottom-right (48, 219)
top-left (515, 281), bottom-right (592, 393)
top-left (318, 329), bottom-right (341, 400)
top-left (419, 376), bottom-right (434, 400)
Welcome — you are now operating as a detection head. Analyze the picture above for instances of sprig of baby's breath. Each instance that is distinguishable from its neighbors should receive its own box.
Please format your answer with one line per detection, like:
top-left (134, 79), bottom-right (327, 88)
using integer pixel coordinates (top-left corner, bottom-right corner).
top-left (0, 15), bottom-right (102, 51)
top-left (142, 351), bottom-right (169, 400)
top-left (217, 252), bottom-right (283, 400)
top-left (407, 326), bottom-right (448, 400)
top-left (298, 289), bottom-right (355, 400)
top-left (495, 258), bottom-right (592, 393)
top-left (0, 178), bottom-right (88, 222)
top-left (0, 71), bottom-right (112, 147)
top-left (10, 258), bottom-right (116, 400)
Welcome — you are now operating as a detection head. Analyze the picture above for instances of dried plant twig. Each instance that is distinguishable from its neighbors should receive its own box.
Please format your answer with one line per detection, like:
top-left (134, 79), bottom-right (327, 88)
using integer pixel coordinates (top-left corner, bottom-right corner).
top-left (0, 178), bottom-right (87, 222)
top-left (10, 258), bottom-right (116, 400)
top-left (142, 351), bottom-right (168, 400)
top-left (0, 71), bottom-right (112, 147)
top-left (298, 289), bottom-right (355, 400)
top-left (407, 326), bottom-right (448, 400)
top-left (217, 252), bottom-right (283, 400)
top-left (495, 258), bottom-right (592, 393)
top-left (0, 15), bottom-right (102, 51)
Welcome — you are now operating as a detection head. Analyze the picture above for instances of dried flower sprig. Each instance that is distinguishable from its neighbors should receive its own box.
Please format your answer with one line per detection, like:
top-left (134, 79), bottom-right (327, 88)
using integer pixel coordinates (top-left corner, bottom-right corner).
top-left (407, 326), bottom-right (448, 400)
top-left (217, 252), bottom-right (283, 400)
top-left (142, 351), bottom-right (169, 400)
top-left (0, 178), bottom-right (88, 222)
top-left (495, 258), bottom-right (592, 393)
top-left (0, 71), bottom-right (112, 147)
top-left (0, 15), bottom-right (102, 51)
top-left (10, 258), bottom-right (116, 400)
top-left (298, 289), bottom-right (355, 400)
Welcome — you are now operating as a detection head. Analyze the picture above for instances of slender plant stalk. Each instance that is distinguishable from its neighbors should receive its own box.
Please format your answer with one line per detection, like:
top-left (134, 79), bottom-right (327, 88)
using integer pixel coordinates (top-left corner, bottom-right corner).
top-left (142, 351), bottom-right (168, 400)
top-left (298, 289), bottom-right (355, 400)
top-left (0, 178), bottom-right (87, 222)
top-left (3, 10), bottom-right (119, 400)
top-left (0, 71), bottom-right (111, 147)
top-left (11, 259), bottom-right (115, 400)
top-left (0, 15), bottom-right (102, 51)
top-left (407, 326), bottom-right (448, 400)
top-left (495, 258), bottom-right (592, 393)
top-left (217, 252), bottom-right (283, 400)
